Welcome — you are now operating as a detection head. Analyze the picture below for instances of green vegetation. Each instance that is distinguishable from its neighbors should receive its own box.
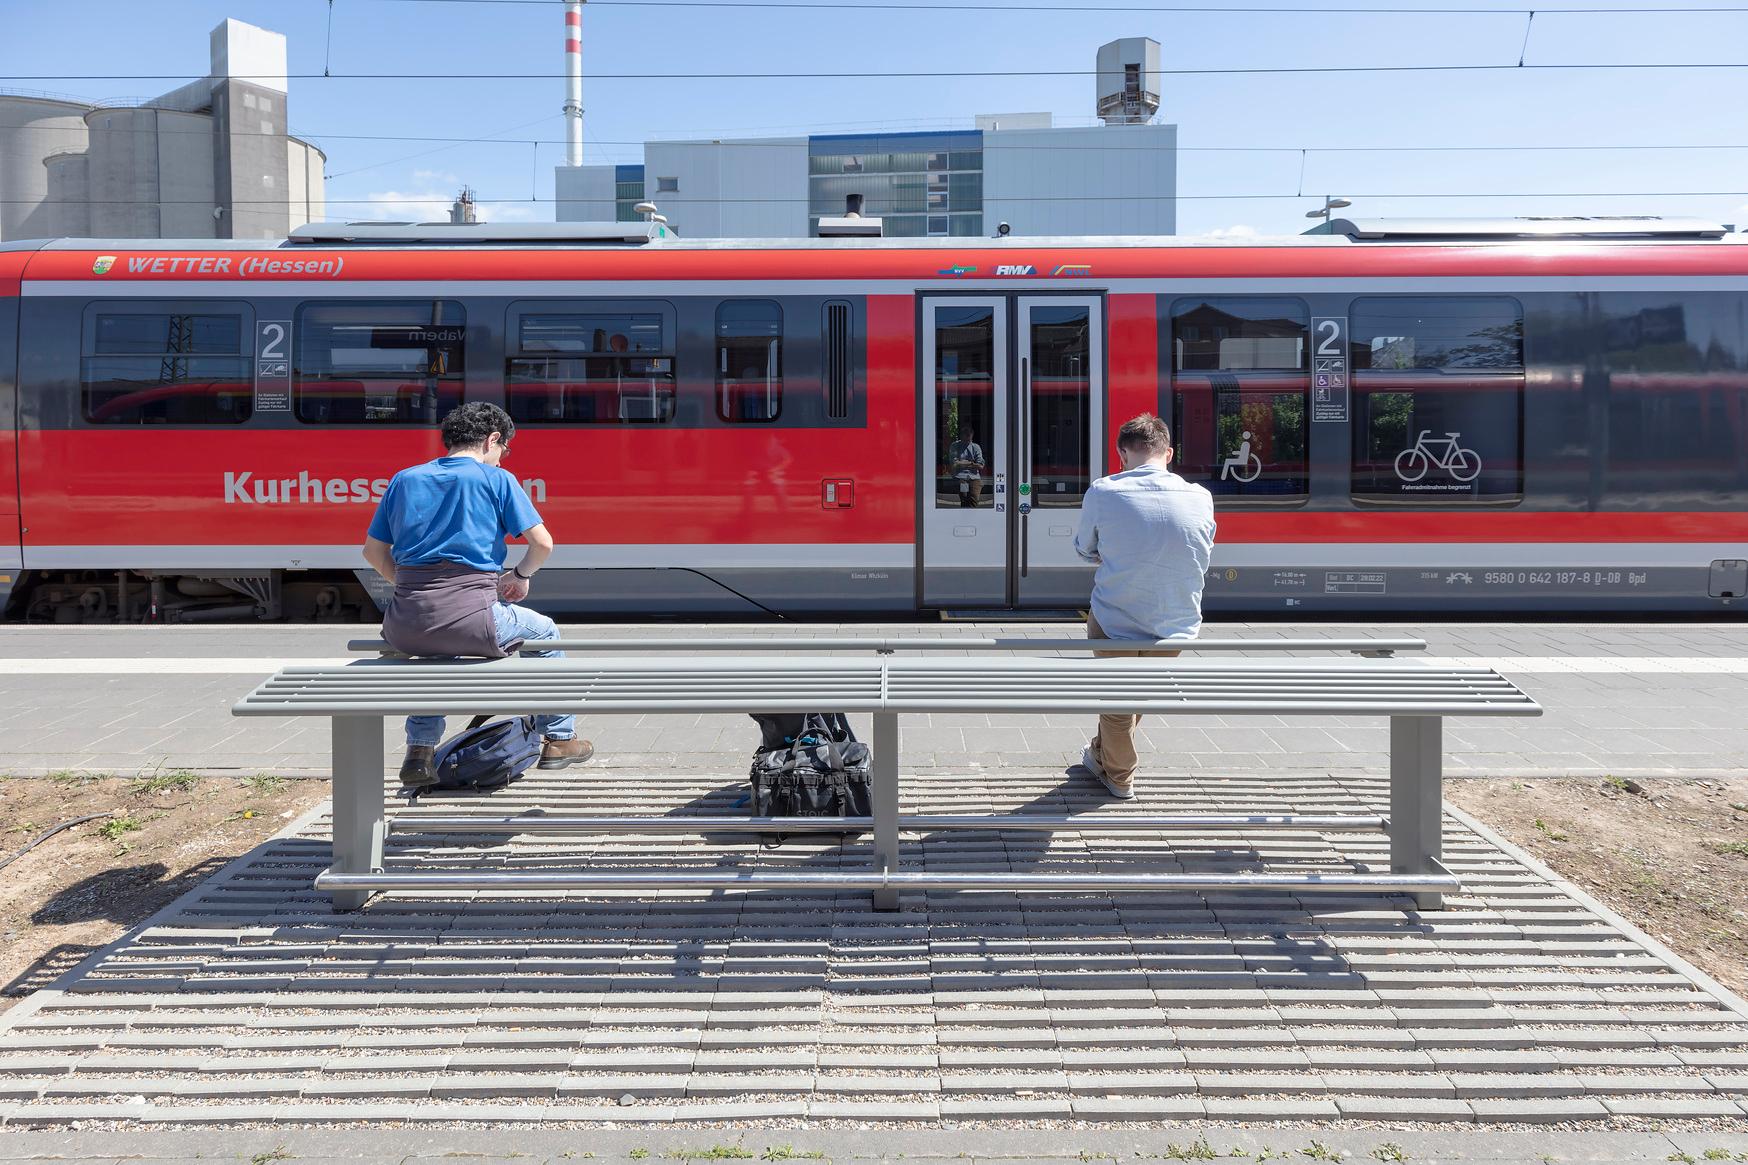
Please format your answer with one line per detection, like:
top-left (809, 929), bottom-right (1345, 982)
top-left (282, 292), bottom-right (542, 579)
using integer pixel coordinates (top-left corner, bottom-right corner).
top-left (1302, 1144), bottom-right (1344, 1163)
top-left (1371, 1147), bottom-right (1408, 1163)
top-left (664, 1148), bottom-right (754, 1161)
top-left (1709, 840), bottom-right (1748, 857)
top-left (630, 1151), bottom-right (649, 1160)
top-left (98, 815), bottom-right (144, 841)
top-left (244, 773), bottom-right (289, 795)
top-left (762, 1149), bottom-right (825, 1162)
top-left (1533, 818), bottom-right (1569, 842)
top-left (1162, 1141), bottom-right (1215, 1162)
top-left (133, 769), bottom-right (199, 795)
top-left (249, 1150), bottom-right (291, 1165)
top-left (48, 769), bottom-right (99, 785)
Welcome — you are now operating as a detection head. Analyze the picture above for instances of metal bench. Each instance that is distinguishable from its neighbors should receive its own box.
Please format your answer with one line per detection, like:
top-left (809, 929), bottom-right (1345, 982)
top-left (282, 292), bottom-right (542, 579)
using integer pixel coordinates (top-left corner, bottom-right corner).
top-left (347, 635), bottom-right (1428, 657)
top-left (233, 653), bottom-right (1540, 913)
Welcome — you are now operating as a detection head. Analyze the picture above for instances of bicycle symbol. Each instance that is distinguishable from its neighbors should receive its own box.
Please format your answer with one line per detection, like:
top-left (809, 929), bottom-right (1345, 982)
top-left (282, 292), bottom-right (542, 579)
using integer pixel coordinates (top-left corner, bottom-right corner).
top-left (1220, 430), bottom-right (1262, 483)
top-left (1395, 430), bottom-right (1482, 483)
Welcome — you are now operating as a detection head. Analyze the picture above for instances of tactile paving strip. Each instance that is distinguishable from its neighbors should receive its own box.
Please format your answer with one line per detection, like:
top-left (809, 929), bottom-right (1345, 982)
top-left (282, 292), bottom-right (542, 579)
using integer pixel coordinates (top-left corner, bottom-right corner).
top-left (2, 769), bottom-right (1745, 1127)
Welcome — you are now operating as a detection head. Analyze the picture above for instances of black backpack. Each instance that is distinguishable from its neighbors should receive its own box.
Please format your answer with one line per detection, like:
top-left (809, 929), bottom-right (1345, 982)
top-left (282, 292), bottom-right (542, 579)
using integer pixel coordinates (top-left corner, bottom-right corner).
top-left (747, 713), bottom-right (873, 824)
top-left (420, 715), bottom-right (543, 796)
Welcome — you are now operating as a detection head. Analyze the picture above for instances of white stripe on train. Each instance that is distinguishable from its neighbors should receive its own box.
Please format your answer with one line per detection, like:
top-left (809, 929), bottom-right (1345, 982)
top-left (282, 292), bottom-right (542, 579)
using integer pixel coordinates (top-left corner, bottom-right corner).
top-left (17, 542), bottom-right (1741, 571)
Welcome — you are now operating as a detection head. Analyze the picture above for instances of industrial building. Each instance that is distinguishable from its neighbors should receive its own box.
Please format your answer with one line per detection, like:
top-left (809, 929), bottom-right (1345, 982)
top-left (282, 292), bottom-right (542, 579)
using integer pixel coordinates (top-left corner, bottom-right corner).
top-left (555, 38), bottom-right (1175, 239)
top-left (0, 18), bottom-right (324, 242)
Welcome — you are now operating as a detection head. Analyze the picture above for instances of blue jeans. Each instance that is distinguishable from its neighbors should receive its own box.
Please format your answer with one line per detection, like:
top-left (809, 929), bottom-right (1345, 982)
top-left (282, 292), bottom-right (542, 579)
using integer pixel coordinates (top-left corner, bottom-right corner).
top-left (405, 601), bottom-right (576, 748)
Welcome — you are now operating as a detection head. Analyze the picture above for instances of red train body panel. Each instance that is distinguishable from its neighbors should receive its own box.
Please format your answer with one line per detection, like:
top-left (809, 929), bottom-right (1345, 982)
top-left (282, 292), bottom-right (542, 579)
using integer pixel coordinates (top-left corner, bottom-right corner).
top-left (2, 232), bottom-right (1745, 619)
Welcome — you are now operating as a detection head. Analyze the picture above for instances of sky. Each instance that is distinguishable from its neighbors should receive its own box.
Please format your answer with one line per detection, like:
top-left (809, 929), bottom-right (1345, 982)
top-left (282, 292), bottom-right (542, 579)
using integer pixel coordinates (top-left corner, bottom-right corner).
top-left (4, 0), bottom-right (1748, 237)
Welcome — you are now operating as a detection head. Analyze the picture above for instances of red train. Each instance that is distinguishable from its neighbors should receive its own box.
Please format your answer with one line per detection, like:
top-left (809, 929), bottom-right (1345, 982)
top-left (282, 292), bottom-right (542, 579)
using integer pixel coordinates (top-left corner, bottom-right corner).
top-left (0, 217), bottom-right (1744, 621)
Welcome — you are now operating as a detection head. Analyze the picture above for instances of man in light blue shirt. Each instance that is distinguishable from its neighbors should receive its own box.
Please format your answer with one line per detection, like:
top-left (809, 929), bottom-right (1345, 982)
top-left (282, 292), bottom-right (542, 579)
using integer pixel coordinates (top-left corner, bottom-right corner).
top-left (363, 402), bottom-right (592, 788)
top-left (1073, 413), bottom-right (1216, 799)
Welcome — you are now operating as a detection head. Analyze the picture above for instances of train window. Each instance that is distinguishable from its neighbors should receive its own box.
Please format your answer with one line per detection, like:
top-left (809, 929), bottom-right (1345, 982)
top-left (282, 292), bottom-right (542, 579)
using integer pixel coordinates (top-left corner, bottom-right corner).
top-left (506, 307), bottom-right (676, 424)
top-left (1351, 296), bottom-right (1523, 370)
top-left (294, 301), bottom-right (464, 425)
top-left (823, 301), bottom-right (852, 420)
top-left (1350, 296), bottom-right (1524, 505)
top-left (1593, 292), bottom-right (1748, 508)
top-left (82, 309), bottom-right (252, 425)
top-left (1169, 297), bottom-right (1310, 503)
top-left (716, 300), bottom-right (783, 423)
top-left (1028, 303), bottom-right (1094, 507)
top-left (934, 304), bottom-right (996, 510)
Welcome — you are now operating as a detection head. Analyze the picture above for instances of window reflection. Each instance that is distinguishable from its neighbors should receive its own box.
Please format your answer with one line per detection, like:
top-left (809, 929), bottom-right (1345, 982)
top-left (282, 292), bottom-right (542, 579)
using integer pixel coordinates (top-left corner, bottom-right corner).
top-left (935, 306), bottom-right (995, 509)
top-left (1170, 297), bottom-right (1310, 502)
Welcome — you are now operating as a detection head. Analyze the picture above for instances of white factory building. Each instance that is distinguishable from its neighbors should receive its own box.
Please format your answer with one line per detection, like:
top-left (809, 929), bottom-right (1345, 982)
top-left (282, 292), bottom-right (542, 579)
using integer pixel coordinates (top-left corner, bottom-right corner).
top-left (0, 18), bottom-right (324, 242)
top-left (556, 38), bottom-right (1175, 239)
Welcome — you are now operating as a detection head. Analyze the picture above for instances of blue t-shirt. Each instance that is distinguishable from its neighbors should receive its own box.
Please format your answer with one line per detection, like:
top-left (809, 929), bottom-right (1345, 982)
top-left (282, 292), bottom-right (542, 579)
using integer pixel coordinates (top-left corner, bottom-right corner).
top-left (366, 456), bottom-right (542, 573)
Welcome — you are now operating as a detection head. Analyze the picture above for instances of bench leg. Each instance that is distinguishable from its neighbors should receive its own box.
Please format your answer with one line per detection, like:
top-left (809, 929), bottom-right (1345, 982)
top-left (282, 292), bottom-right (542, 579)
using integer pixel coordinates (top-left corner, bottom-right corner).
top-left (329, 715), bottom-right (386, 912)
top-left (1389, 714), bottom-right (1444, 911)
top-left (872, 711), bottom-right (900, 912)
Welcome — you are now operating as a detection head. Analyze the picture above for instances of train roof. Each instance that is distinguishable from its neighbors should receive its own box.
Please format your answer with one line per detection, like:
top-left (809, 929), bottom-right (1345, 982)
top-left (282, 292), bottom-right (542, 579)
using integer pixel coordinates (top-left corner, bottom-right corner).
top-left (2, 216), bottom-right (1743, 254)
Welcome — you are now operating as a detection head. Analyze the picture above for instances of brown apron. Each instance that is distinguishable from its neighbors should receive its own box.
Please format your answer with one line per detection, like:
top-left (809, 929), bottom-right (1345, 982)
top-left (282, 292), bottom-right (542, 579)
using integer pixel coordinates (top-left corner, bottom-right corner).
top-left (380, 562), bottom-right (512, 658)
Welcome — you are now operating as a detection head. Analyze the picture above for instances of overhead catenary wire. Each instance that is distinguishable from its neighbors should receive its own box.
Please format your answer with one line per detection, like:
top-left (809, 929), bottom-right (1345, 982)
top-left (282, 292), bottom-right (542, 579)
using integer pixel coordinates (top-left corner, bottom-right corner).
top-left (5, 120), bottom-right (1748, 154)
top-left (10, 189), bottom-right (1748, 207)
top-left (7, 62), bottom-right (1748, 81)
top-left (302, 0), bottom-right (1748, 12)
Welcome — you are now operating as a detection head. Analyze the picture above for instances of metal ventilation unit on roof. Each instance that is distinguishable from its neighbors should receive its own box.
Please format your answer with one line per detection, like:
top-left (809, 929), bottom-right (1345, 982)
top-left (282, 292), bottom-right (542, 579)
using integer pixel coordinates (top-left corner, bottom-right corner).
top-left (286, 221), bottom-right (675, 245)
top-left (817, 194), bottom-right (883, 238)
top-left (1325, 216), bottom-right (1729, 241)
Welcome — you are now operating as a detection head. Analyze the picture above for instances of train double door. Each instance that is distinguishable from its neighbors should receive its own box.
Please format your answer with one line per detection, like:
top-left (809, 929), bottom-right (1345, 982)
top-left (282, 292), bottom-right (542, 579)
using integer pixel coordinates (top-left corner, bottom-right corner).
top-left (918, 294), bottom-right (1104, 608)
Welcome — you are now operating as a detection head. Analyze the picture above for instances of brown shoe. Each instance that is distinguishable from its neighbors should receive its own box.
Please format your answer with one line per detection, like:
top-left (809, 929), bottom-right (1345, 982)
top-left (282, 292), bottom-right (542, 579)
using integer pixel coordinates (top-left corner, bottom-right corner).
top-left (537, 738), bottom-right (594, 769)
top-left (398, 744), bottom-right (437, 789)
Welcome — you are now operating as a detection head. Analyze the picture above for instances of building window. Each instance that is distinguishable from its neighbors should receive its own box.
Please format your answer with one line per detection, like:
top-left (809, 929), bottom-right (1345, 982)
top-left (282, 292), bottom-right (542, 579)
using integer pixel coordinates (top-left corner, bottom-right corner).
top-left (716, 300), bottom-right (782, 423)
top-left (82, 309), bottom-right (252, 425)
top-left (506, 306), bottom-right (676, 424)
top-left (1169, 297), bottom-right (1309, 503)
top-left (656, 176), bottom-right (679, 193)
top-left (1350, 296), bottom-right (1524, 505)
top-left (294, 301), bottom-right (464, 425)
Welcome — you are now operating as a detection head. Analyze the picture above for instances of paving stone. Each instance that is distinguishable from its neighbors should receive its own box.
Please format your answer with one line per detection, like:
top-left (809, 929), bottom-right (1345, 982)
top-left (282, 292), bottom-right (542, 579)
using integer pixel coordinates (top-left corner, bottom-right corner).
top-left (1332, 1096), bottom-right (1475, 1121)
top-left (1068, 1096), bottom-right (1206, 1119)
top-left (1201, 1097), bottom-right (1340, 1119)
top-left (1467, 1097), bottom-right (1612, 1122)
top-left (1601, 1096), bottom-right (1748, 1117)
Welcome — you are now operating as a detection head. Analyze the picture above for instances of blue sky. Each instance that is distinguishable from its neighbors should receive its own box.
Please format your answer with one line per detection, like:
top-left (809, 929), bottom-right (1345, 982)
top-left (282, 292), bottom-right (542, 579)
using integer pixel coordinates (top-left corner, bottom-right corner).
top-left (5, 0), bottom-right (1748, 236)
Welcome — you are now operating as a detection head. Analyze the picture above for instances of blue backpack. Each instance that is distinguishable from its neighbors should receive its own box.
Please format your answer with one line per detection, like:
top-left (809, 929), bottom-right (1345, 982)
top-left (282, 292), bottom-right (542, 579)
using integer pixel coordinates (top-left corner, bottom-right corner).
top-left (426, 715), bottom-right (543, 794)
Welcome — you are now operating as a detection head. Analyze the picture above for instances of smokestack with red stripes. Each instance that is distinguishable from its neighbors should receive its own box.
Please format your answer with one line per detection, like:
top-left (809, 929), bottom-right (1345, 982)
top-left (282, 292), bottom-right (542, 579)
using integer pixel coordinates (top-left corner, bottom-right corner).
top-left (562, 0), bottom-right (584, 167)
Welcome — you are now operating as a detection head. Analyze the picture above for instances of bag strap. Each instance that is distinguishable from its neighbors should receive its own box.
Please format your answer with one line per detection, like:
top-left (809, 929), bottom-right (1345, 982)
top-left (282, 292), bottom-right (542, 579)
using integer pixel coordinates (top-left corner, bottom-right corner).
top-left (466, 714), bottom-right (492, 732)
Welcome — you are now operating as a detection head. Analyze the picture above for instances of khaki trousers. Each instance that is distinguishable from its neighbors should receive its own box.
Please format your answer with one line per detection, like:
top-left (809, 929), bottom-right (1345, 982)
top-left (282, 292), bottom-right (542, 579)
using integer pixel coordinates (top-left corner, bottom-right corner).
top-left (1086, 610), bottom-right (1178, 782)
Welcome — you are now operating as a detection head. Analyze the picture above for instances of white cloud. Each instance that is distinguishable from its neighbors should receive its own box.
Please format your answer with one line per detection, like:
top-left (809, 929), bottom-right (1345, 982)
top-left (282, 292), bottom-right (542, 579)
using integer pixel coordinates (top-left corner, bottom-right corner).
top-left (476, 203), bottom-right (540, 223)
top-left (354, 189), bottom-right (457, 221)
top-left (1204, 224), bottom-right (1260, 239)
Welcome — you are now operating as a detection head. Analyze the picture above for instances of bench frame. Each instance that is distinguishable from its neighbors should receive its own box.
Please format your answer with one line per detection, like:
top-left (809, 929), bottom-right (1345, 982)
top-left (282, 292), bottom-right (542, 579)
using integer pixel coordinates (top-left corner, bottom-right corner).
top-left (234, 640), bottom-right (1540, 915)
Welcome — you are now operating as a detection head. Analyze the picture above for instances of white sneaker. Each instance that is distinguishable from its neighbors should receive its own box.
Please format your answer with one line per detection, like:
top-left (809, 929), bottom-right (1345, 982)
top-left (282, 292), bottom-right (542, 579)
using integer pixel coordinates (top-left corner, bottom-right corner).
top-left (1081, 744), bottom-right (1135, 800)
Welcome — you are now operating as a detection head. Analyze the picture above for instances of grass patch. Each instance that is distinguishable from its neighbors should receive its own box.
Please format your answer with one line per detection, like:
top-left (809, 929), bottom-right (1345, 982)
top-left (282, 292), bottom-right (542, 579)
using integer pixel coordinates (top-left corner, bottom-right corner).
top-left (47, 769), bottom-right (99, 786)
top-left (762, 1149), bottom-right (825, 1162)
top-left (1302, 1145), bottom-right (1344, 1163)
top-left (1372, 1147), bottom-right (1409, 1163)
top-left (630, 1152), bottom-right (649, 1161)
top-left (1709, 840), bottom-right (1748, 858)
top-left (244, 774), bottom-right (289, 795)
top-left (133, 769), bottom-right (199, 795)
top-left (249, 1151), bottom-right (291, 1165)
top-left (665, 1149), bottom-right (754, 1161)
top-left (97, 815), bottom-right (144, 841)
top-left (1162, 1141), bottom-right (1215, 1162)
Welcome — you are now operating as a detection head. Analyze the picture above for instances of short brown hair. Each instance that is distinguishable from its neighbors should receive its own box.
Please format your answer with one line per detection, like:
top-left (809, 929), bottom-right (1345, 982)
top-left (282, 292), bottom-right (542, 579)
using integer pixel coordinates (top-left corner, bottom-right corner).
top-left (1116, 413), bottom-right (1172, 456)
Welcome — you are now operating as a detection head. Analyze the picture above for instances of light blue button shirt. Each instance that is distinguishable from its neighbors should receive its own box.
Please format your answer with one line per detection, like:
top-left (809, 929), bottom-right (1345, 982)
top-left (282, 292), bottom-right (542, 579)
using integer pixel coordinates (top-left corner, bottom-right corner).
top-left (1073, 463), bottom-right (1217, 641)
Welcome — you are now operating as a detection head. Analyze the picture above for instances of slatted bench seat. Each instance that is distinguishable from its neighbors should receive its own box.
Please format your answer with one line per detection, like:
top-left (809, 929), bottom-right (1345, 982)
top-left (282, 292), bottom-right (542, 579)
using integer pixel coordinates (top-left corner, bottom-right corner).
top-left (233, 653), bottom-right (1540, 913)
top-left (347, 635), bottom-right (1428, 657)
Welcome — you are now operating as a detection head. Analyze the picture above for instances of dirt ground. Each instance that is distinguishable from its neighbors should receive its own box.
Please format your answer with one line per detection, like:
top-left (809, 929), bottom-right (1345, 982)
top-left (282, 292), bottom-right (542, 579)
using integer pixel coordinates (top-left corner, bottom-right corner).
top-left (1449, 775), bottom-right (1748, 998)
top-left (1, 773), bottom-right (1745, 1012)
top-left (0, 772), bottom-right (326, 1005)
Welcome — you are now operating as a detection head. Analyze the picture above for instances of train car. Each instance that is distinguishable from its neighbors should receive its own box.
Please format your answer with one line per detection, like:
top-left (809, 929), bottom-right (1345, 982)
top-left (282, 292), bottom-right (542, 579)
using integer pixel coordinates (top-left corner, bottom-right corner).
top-left (0, 215), bottom-right (1745, 622)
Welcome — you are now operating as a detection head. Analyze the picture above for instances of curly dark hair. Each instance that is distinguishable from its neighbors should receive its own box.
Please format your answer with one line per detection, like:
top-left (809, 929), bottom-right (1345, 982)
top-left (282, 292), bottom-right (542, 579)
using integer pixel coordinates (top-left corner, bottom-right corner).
top-left (439, 402), bottom-right (515, 452)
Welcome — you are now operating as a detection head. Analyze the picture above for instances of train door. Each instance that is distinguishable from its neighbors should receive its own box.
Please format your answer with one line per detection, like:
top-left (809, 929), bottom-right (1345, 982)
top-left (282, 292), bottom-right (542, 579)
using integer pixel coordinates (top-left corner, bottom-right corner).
top-left (919, 294), bottom-right (1104, 608)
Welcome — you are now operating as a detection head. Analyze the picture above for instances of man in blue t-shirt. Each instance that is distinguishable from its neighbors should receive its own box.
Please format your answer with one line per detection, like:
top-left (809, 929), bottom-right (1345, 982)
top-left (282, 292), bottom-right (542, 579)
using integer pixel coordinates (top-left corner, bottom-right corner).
top-left (363, 402), bottom-right (593, 788)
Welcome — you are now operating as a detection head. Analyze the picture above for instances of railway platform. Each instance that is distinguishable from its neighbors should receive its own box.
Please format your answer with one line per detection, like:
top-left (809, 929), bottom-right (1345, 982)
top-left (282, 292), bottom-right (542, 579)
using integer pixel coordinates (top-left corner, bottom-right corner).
top-left (0, 620), bottom-right (1744, 1135)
